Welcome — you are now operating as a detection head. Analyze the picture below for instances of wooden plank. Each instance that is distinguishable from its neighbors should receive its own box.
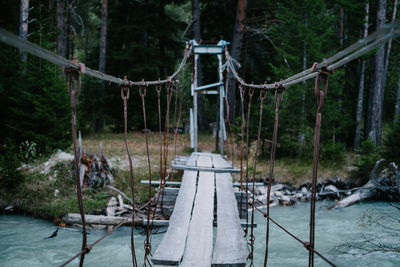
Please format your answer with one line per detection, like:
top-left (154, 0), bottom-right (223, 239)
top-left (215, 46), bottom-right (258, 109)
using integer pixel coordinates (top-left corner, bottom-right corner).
top-left (186, 153), bottom-right (198, 167)
top-left (211, 154), bottom-right (232, 168)
top-left (172, 164), bottom-right (240, 173)
top-left (212, 173), bottom-right (247, 266)
top-left (180, 171), bottom-right (215, 267)
top-left (196, 154), bottom-right (213, 167)
top-left (141, 181), bottom-right (182, 186)
top-left (151, 170), bottom-right (198, 265)
top-left (140, 180), bottom-right (263, 187)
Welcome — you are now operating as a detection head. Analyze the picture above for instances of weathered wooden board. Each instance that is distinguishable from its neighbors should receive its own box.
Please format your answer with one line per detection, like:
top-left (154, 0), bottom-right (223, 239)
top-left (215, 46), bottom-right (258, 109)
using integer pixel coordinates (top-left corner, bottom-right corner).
top-left (141, 180), bottom-right (264, 187)
top-left (151, 170), bottom-right (198, 265)
top-left (180, 171), bottom-right (215, 267)
top-left (186, 153), bottom-right (198, 167)
top-left (196, 154), bottom-right (213, 167)
top-left (212, 172), bottom-right (246, 266)
top-left (172, 164), bottom-right (240, 173)
top-left (211, 154), bottom-right (232, 168)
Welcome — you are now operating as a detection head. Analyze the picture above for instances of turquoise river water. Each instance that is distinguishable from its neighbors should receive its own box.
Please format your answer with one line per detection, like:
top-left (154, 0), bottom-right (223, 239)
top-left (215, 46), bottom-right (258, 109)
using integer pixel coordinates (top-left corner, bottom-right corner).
top-left (0, 201), bottom-right (399, 266)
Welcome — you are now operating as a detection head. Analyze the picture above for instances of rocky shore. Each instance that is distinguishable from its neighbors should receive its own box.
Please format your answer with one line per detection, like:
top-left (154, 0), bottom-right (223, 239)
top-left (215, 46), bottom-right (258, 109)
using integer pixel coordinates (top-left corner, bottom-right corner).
top-left (248, 178), bottom-right (357, 207)
top-left (249, 160), bottom-right (400, 209)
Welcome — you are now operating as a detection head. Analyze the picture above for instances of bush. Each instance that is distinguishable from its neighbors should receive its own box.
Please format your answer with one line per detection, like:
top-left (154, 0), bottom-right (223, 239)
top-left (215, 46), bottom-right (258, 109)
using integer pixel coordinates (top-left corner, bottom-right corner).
top-left (0, 139), bottom-right (24, 191)
top-left (382, 119), bottom-right (400, 166)
top-left (320, 142), bottom-right (345, 165)
top-left (352, 139), bottom-right (381, 183)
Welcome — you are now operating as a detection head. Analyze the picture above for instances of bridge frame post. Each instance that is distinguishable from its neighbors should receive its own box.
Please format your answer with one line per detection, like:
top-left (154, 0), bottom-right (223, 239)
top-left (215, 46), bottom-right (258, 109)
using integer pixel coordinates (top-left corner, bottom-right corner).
top-left (190, 40), bottom-right (229, 156)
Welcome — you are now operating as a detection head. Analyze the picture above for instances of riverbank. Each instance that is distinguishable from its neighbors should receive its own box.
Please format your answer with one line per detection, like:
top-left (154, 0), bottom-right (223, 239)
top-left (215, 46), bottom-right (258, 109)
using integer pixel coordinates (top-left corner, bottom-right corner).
top-left (0, 132), bottom-right (384, 223)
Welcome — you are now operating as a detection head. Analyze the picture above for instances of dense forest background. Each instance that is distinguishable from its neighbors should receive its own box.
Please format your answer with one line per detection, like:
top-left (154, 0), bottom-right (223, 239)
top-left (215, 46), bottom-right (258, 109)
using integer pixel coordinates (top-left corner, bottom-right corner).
top-left (1, 0), bottom-right (400, 180)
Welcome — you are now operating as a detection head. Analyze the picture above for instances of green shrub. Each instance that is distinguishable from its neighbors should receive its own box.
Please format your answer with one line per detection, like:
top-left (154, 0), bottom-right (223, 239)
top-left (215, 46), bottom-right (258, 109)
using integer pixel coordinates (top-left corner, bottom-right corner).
top-left (0, 139), bottom-right (24, 191)
top-left (320, 142), bottom-right (345, 165)
top-left (352, 139), bottom-right (381, 183)
top-left (382, 119), bottom-right (400, 166)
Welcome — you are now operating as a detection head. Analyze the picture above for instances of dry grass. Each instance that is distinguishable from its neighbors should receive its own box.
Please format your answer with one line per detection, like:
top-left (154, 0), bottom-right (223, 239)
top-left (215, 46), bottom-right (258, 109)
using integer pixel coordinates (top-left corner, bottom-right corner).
top-left (80, 132), bottom-right (352, 188)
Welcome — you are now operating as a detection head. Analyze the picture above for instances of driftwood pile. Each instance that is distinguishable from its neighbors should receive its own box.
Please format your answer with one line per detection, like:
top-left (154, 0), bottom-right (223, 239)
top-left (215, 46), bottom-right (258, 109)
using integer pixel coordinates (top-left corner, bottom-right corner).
top-left (70, 152), bottom-right (114, 189)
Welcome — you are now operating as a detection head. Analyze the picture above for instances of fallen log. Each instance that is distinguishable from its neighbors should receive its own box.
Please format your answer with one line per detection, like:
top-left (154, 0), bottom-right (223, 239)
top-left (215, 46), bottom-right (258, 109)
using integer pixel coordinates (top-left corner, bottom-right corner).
top-left (62, 214), bottom-right (253, 228)
top-left (106, 185), bottom-right (133, 204)
top-left (330, 160), bottom-right (400, 209)
top-left (63, 213), bottom-right (143, 226)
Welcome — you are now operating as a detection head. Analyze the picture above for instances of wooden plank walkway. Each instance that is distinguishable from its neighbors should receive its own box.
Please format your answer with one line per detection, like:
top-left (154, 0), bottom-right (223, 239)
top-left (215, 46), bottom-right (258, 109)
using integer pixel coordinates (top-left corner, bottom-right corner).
top-left (152, 155), bottom-right (198, 265)
top-left (212, 172), bottom-right (246, 266)
top-left (180, 169), bottom-right (215, 266)
top-left (152, 152), bottom-right (246, 266)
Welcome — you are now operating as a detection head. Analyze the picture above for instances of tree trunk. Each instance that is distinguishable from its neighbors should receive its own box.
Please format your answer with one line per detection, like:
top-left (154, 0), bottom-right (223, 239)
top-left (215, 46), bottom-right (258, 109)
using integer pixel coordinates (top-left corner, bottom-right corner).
top-left (382, 0), bottom-right (398, 95)
top-left (354, 1), bottom-right (370, 150)
top-left (19, 0), bottom-right (29, 63)
top-left (192, 0), bottom-right (207, 131)
top-left (298, 21), bottom-right (306, 145)
top-left (227, 0), bottom-right (247, 123)
top-left (367, 0), bottom-right (386, 146)
top-left (95, 0), bottom-right (108, 133)
top-left (395, 68), bottom-right (400, 122)
top-left (329, 160), bottom-right (400, 209)
top-left (56, 0), bottom-right (67, 58)
top-left (339, 7), bottom-right (344, 47)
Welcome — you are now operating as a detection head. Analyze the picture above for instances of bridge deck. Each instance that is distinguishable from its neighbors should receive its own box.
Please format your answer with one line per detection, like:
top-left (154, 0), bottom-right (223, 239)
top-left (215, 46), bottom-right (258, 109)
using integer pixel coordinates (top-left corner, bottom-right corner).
top-left (152, 153), bottom-right (246, 266)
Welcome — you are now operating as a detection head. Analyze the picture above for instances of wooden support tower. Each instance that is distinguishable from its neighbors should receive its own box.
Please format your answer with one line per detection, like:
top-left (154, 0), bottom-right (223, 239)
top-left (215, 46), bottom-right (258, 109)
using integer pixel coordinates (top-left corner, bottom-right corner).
top-left (190, 41), bottom-right (228, 155)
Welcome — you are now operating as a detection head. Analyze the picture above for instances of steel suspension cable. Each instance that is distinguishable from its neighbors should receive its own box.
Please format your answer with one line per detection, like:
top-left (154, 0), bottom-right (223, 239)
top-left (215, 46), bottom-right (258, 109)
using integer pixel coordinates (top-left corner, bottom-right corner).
top-left (249, 203), bottom-right (336, 267)
top-left (59, 200), bottom-right (153, 267)
top-left (224, 23), bottom-right (400, 90)
top-left (152, 81), bottom-right (174, 221)
top-left (172, 64), bottom-right (187, 164)
top-left (223, 65), bottom-right (236, 161)
top-left (138, 84), bottom-right (153, 266)
top-left (155, 83), bottom-right (164, 216)
top-left (64, 64), bottom-right (87, 267)
top-left (163, 82), bottom-right (174, 183)
top-left (120, 77), bottom-right (139, 267)
top-left (238, 85), bottom-right (246, 229)
top-left (156, 83), bottom-right (163, 187)
top-left (264, 85), bottom-right (284, 267)
top-left (244, 88), bottom-right (255, 237)
top-left (248, 89), bottom-right (268, 266)
top-left (309, 69), bottom-right (329, 267)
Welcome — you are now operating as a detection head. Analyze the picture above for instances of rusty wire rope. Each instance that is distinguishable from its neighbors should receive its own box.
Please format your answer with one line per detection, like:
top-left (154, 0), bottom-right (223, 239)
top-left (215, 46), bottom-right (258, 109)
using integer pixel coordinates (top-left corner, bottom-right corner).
top-left (151, 81), bottom-right (174, 223)
top-left (64, 63), bottom-right (87, 267)
top-left (224, 23), bottom-right (400, 90)
top-left (234, 68), bottom-right (335, 267)
top-left (172, 63), bottom-right (187, 165)
top-left (120, 76), bottom-right (139, 267)
top-left (138, 84), bottom-right (153, 266)
top-left (238, 84), bottom-right (246, 231)
top-left (248, 89), bottom-right (268, 266)
top-left (163, 82), bottom-right (174, 184)
top-left (244, 88), bottom-right (254, 237)
top-left (250, 203), bottom-right (336, 267)
top-left (309, 69), bottom-right (330, 267)
top-left (223, 63), bottom-right (237, 161)
top-left (264, 85), bottom-right (284, 267)
top-left (58, 48), bottom-right (189, 267)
